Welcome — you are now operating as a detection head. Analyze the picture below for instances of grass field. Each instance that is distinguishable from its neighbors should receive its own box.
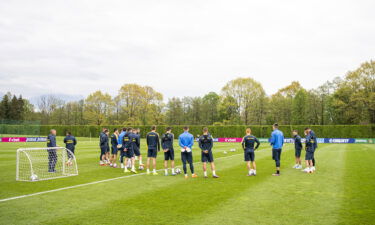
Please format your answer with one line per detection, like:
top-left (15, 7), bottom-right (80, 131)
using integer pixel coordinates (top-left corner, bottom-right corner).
top-left (0, 137), bottom-right (374, 225)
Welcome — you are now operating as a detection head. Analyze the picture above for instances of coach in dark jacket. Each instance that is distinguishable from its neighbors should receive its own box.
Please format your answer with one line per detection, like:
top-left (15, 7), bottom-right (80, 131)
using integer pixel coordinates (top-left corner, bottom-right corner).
top-left (47, 129), bottom-right (57, 172)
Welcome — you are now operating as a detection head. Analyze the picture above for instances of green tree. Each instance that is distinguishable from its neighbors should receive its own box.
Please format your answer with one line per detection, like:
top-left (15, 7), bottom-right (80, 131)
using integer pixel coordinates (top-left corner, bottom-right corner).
top-left (221, 77), bottom-right (266, 125)
top-left (292, 89), bottom-right (308, 124)
top-left (202, 92), bottom-right (220, 125)
top-left (166, 97), bottom-right (184, 125)
top-left (0, 93), bottom-right (11, 120)
top-left (84, 91), bottom-right (113, 125)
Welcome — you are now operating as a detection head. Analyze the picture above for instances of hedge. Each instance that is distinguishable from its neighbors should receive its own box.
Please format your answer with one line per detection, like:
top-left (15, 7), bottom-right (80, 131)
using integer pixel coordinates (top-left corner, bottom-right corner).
top-left (1, 125), bottom-right (374, 138)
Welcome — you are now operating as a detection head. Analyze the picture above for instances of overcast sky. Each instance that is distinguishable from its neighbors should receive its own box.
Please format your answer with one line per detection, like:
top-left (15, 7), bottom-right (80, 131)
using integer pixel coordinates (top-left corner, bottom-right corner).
top-left (0, 0), bottom-right (374, 101)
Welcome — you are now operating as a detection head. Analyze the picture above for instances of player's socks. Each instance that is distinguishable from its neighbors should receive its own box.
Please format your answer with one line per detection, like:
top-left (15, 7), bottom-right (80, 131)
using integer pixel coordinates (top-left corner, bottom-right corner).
top-left (172, 168), bottom-right (175, 174)
top-left (185, 174), bottom-right (188, 179)
top-left (147, 169), bottom-right (150, 174)
top-left (131, 165), bottom-right (137, 173)
top-left (165, 169), bottom-right (168, 176)
top-left (253, 170), bottom-right (256, 176)
top-left (124, 168), bottom-right (129, 173)
top-left (121, 163), bottom-right (124, 169)
top-left (204, 171), bottom-right (207, 177)
top-left (212, 170), bottom-right (216, 176)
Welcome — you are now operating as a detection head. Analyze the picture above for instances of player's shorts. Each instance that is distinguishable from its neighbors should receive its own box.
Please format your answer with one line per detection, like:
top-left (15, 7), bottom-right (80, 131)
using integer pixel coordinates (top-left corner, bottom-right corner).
top-left (125, 148), bottom-right (134, 158)
top-left (272, 148), bottom-right (282, 161)
top-left (201, 150), bottom-right (214, 163)
top-left (164, 149), bottom-right (175, 160)
top-left (100, 146), bottom-right (107, 155)
top-left (305, 148), bottom-right (315, 160)
top-left (295, 148), bottom-right (302, 157)
top-left (134, 147), bottom-right (141, 157)
top-left (111, 145), bottom-right (118, 154)
top-left (148, 148), bottom-right (158, 158)
top-left (244, 148), bottom-right (255, 161)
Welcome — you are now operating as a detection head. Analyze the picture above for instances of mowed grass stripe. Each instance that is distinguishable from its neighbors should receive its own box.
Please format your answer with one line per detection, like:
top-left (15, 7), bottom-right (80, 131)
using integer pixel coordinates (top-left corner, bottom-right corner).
top-left (184, 144), bottom-right (347, 225)
top-left (338, 144), bottom-right (375, 224)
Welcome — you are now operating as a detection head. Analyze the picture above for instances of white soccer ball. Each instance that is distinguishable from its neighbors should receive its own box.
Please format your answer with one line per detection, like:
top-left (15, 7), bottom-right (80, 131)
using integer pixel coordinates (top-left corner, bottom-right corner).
top-left (175, 168), bottom-right (181, 174)
top-left (139, 165), bottom-right (144, 170)
top-left (30, 174), bottom-right (39, 181)
top-left (223, 151), bottom-right (227, 154)
top-left (230, 148), bottom-right (236, 152)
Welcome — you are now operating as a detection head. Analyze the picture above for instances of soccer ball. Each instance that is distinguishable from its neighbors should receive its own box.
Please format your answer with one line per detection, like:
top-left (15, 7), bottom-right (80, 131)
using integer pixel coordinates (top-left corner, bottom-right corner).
top-left (223, 151), bottom-right (227, 154)
top-left (30, 174), bottom-right (39, 181)
top-left (175, 168), bottom-right (181, 174)
top-left (230, 148), bottom-right (236, 152)
top-left (139, 165), bottom-right (144, 170)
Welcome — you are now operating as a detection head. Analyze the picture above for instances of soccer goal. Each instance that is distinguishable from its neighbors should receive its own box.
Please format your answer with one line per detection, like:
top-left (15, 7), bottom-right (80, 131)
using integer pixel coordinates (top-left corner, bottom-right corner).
top-left (16, 147), bottom-right (78, 182)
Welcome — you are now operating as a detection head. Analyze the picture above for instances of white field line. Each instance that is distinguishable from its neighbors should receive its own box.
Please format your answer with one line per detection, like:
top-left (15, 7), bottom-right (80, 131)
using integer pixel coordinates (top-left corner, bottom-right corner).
top-left (0, 151), bottom-right (247, 203)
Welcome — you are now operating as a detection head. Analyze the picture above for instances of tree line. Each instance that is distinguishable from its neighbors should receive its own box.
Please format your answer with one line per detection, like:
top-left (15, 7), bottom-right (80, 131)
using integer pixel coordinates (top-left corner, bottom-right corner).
top-left (0, 60), bottom-right (374, 126)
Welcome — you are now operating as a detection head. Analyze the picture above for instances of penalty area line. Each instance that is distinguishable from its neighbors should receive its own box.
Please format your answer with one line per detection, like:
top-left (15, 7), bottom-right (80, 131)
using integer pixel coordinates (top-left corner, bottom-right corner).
top-left (0, 152), bottom-right (244, 203)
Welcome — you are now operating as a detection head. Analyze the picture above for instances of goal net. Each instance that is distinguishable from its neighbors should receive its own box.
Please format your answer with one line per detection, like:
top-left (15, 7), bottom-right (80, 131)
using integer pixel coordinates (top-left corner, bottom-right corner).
top-left (16, 147), bottom-right (78, 182)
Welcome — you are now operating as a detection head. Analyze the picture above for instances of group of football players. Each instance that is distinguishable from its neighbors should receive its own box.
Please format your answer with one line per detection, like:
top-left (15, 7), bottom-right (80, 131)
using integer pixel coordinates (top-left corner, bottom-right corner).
top-left (97, 123), bottom-right (317, 178)
top-left (98, 126), bottom-right (219, 178)
top-left (240, 123), bottom-right (317, 177)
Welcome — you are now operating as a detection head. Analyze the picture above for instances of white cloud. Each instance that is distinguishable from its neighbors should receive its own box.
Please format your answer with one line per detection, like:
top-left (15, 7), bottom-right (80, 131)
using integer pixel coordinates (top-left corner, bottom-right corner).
top-left (0, 0), bottom-right (374, 100)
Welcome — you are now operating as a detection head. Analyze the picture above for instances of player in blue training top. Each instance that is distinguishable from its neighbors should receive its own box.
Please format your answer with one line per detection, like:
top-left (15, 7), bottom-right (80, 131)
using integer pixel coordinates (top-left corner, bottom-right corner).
top-left (241, 128), bottom-right (260, 176)
top-left (292, 130), bottom-right (303, 169)
top-left (161, 127), bottom-right (176, 176)
top-left (199, 127), bottom-right (219, 178)
top-left (109, 128), bottom-right (119, 168)
top-left (146, 126), bottom-right (160, 175)
top-left (64, 131), bottom-right (77, 166)
top-left (270, 123), bottom-right (284, 176)
top-left (118, 127), bottom-right (127, 169)
top-left (179, 126), bottom-right (198, 179)
top-left (47, 129), bottom-right (58, 172)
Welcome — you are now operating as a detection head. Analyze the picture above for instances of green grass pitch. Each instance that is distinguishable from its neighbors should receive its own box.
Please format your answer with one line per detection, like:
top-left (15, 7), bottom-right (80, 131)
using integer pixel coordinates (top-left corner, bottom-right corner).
top-left (0, 137), bottom-right (374, 225)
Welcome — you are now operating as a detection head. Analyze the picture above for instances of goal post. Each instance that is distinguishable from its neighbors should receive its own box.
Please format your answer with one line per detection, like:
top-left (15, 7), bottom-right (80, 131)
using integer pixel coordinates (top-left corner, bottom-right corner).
top-left (16, 147), bottom-right (78, 182)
